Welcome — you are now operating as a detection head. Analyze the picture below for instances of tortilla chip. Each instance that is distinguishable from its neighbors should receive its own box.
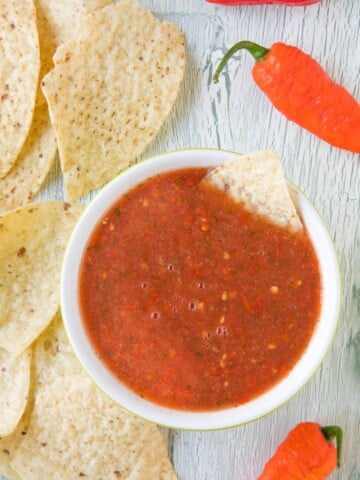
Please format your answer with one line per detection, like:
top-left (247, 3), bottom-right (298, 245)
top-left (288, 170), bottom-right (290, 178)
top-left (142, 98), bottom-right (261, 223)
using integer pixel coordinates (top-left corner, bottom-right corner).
top-left (205, 150), bottom-right (303, 232)
top-left (0, 446), bottom-right (21, 480)
top-left (34, 0), bottom-right (112, 105)
top-left (10, 315), bottom-right (177, 480)
top-left (42, 0), bottom-right (185, 201)
top-left (0, 348), bottom-right (34, 480)
top-left (0, 103), bottom-right (57, 215)
top-left (0, 348), bottom-right (31, 438)
top-left (0, 202), bottom-right (83, 356)
top-left (0, 0), bottom-right (40, 178)
top-left (0, 406), bottom-right (31, 480)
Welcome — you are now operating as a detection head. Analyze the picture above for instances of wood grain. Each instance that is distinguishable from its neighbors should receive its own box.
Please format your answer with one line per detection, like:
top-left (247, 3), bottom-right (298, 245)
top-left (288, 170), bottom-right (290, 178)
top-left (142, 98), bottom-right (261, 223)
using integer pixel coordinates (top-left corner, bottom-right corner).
top-left (1, 0), bottom-right (359, 478)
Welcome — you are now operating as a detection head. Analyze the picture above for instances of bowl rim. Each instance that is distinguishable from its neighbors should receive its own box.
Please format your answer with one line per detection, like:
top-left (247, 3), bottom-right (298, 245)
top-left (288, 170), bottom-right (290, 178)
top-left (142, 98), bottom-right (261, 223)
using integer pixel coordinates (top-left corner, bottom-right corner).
top-left (61, 147), bottom-right (341, 431)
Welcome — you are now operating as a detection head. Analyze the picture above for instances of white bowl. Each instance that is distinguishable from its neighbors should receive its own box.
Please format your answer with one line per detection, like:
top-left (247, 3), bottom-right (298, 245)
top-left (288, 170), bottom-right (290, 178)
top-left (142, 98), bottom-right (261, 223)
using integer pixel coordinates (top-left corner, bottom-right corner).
top-left (61, 148), bottom-right (341, 430)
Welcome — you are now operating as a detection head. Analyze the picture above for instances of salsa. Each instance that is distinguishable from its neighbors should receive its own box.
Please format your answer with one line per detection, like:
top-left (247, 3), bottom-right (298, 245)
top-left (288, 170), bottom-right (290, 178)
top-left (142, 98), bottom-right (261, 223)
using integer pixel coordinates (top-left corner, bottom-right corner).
top-left (79, 167), bottom-right (321, 411)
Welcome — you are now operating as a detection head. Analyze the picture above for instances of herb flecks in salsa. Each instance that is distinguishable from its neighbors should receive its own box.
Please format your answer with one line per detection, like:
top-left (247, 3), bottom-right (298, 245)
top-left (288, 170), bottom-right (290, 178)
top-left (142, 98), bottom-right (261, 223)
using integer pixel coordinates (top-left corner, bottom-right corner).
top-left (79, 168), bottom-right (321, 411)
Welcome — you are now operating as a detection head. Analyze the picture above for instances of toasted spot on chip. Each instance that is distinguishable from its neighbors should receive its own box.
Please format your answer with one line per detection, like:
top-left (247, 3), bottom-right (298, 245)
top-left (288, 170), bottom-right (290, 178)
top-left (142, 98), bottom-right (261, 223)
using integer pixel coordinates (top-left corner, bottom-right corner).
top-left (10, 314), bottom-right (177, 480)
top-left (0, 0), bottom-right (40, 178)
top-left (34, 0), bottom-right (112, 105)
top-left (0, 348), bottom-right (31, 437)
top-left (0, 202), bottom-right (83, 355)
top-left (42, 0), bottom-right (185, 201)
top-left (0, 103), bottom-right (57, 214)
top-left (205, 150), bottom-right (303, 232)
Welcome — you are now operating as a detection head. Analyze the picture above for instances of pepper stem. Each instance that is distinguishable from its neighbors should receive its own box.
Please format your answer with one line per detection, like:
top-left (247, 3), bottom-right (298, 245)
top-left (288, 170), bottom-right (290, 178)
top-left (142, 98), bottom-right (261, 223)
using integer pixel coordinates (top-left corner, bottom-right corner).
top-left (321, 426), bottom-right (343, 468)
top-left (213, 40), bottom-right (270, 83)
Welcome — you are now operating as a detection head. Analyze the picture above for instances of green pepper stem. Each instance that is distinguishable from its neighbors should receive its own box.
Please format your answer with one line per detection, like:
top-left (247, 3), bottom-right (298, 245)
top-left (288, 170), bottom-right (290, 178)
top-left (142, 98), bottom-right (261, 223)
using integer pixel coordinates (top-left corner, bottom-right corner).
top-left (213, 40), bottom-right (269, 83)
top-left (321, 425), bottom-right (343, 468)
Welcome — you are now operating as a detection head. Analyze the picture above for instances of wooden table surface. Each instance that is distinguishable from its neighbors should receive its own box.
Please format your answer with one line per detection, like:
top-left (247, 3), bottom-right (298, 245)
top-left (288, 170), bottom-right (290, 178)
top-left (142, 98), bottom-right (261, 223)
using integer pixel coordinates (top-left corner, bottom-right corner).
top-left (3, 0), bottom-right (359, 479)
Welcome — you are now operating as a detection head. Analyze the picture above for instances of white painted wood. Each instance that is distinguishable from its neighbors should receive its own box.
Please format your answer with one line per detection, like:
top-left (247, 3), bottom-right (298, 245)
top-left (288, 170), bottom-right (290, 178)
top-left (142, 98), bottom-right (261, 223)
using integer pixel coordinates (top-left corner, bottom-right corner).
top-left (2, 0), bottom-right (359, 478)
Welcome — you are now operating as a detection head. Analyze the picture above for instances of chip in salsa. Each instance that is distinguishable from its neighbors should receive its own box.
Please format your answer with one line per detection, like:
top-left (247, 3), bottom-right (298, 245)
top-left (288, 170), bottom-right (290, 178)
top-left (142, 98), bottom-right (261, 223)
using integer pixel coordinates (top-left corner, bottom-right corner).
top-left (79, 155), bottom-right (321, 411)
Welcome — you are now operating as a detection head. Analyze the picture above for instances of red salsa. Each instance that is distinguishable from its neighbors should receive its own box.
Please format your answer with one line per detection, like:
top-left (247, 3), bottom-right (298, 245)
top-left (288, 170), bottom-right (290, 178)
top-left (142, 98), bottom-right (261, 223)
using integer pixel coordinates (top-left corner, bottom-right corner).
top-left (79, 167), bottom-right (321, 411)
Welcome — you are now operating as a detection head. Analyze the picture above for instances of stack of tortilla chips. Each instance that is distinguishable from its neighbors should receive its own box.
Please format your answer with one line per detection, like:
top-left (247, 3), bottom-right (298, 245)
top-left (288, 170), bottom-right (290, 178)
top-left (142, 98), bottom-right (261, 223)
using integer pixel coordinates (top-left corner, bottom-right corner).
top-left (0, 0), bottom-right (185, 209)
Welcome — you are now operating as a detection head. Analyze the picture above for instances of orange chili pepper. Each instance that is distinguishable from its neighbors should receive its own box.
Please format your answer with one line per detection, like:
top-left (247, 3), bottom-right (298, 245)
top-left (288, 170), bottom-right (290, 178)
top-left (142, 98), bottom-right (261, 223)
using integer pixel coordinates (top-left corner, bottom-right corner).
top-left (257, 422), bottom-right (343, 479)
top-left (214, 41), bottom-right (360, 153)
